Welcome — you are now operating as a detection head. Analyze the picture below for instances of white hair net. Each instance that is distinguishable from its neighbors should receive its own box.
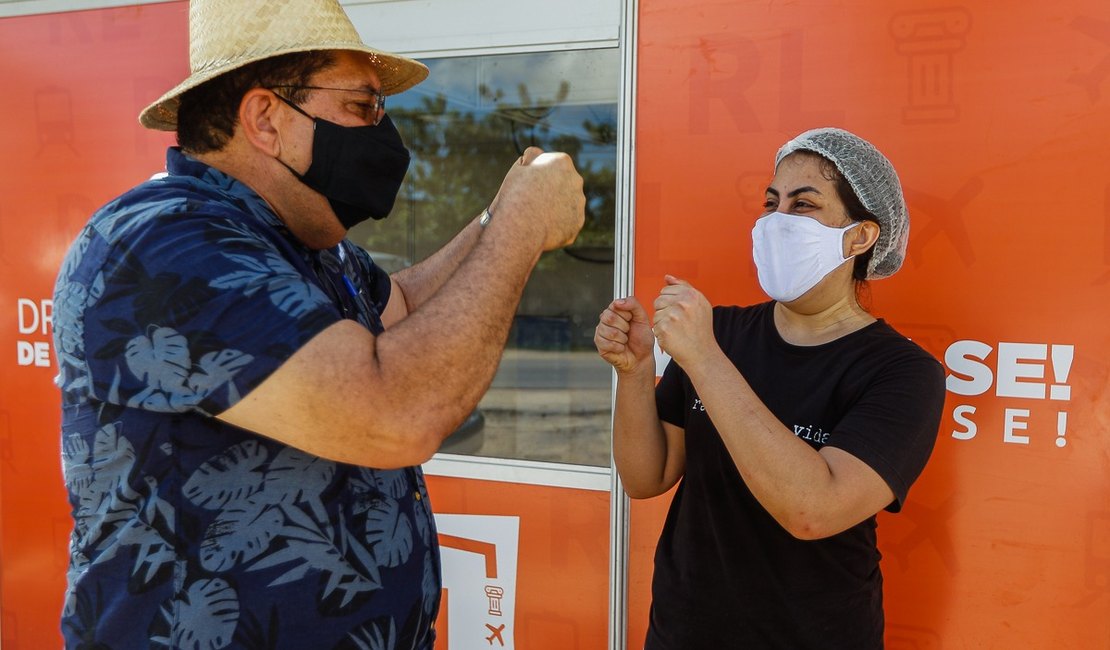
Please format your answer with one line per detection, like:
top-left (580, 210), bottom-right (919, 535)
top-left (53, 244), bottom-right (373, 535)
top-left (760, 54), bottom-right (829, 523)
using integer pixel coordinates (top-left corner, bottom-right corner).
top-left (775, 127), bottom-right (908, 279)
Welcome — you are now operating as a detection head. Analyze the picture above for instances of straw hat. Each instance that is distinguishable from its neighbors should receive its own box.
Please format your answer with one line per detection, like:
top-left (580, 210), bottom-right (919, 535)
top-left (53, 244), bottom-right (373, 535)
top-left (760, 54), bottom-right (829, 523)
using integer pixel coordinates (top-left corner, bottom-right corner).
top-left (139, 0), bottom-right (429, 131)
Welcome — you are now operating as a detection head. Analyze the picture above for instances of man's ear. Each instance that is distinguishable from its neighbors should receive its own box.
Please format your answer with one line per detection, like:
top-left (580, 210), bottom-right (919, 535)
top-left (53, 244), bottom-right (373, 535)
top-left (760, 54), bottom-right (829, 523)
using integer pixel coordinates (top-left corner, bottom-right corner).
top-left (238, 88), bottom-right (284, 157)
top-left (847, 220), bottom-right (881, 257)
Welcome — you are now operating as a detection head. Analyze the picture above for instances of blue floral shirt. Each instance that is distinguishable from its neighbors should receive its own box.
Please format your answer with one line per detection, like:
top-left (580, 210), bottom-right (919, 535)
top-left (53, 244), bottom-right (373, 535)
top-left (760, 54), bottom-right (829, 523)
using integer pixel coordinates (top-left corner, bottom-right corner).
top-left (53, 148), bottom-right (440, 650)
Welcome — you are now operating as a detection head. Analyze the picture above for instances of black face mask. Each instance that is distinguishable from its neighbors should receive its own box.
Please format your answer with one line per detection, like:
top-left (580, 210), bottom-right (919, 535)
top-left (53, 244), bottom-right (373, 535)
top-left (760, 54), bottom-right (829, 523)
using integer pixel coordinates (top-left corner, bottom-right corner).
top-left (277, 96), bottom-right (411, 229)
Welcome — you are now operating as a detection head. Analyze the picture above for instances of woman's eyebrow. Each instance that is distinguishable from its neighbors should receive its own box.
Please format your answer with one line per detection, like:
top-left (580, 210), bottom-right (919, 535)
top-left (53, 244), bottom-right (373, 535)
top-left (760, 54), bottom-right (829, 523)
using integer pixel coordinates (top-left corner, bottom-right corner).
top-left (765, 186), bottom-right (823, 197)
top-left (787, 186), bottom-right (822, 198)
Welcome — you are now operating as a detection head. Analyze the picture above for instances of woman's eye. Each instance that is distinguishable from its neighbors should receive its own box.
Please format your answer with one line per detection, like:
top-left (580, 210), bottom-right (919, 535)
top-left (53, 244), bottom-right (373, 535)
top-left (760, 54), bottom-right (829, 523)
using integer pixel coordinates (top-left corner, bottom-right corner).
top-left (762, 199), bottom-right (777, 210)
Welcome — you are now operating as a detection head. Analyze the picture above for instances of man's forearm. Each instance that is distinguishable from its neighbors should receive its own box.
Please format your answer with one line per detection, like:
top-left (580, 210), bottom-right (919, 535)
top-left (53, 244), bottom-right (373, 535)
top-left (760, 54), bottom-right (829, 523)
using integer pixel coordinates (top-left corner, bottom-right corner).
top-left (391, 214), bottom-right (482, 313)
top-left (373, 213), bottom-right (544, 439)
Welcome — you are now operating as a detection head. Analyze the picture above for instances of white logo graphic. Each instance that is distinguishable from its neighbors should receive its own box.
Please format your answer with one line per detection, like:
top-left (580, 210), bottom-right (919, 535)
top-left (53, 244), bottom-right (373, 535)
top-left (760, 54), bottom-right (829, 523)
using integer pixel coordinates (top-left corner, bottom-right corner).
top-left (654, 340), bottom-right (671, 377)
top-left (16, 298), bottom-right (53, 368)
top-left (435, 514), bottom-right (519, 649)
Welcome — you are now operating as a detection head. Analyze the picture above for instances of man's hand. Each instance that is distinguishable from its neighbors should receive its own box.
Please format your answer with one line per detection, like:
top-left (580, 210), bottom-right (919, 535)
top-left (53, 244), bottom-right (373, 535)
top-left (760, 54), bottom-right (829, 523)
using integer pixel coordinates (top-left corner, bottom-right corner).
top-left (652, 275), bottom-right (717, 369)
top-left (490, 146), bottom-right (585, 251)
top-left (595, 296), bottom-right (656, 376)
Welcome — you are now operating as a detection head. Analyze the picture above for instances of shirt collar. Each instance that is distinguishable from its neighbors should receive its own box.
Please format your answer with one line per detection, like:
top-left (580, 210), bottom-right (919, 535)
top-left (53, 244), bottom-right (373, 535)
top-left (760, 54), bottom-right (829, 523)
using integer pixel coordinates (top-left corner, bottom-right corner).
top-left (164, 147), bottom-right (286, 231)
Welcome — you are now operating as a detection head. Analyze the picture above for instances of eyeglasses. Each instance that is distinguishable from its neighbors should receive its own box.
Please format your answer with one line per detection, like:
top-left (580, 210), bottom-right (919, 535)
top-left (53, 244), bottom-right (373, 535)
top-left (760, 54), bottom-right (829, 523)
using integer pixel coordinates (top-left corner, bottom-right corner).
top-left (271, 85), bottom-right (386, 125)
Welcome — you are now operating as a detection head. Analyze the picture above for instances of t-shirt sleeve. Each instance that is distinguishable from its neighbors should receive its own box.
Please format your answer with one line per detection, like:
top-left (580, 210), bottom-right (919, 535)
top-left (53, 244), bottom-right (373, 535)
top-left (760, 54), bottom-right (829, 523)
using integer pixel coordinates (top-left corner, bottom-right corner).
top-left (80, 209), bottom-right (342, 416)
top-left (826, 349), bottom-right (946, 512)
top-left (655, 357), bottom-right (689, 428)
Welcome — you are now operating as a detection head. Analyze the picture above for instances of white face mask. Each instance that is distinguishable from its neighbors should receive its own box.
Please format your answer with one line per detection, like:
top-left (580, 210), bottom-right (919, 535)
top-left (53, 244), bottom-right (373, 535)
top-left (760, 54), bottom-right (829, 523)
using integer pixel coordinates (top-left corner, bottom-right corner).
top-left (751, 211), bottom-right (859, 303)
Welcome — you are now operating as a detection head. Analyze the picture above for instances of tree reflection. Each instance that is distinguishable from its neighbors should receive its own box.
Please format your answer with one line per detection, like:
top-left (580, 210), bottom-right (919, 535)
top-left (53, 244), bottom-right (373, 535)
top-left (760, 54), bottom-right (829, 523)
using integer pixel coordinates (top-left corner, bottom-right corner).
top-left (350, 83), bottom-right (617, 350)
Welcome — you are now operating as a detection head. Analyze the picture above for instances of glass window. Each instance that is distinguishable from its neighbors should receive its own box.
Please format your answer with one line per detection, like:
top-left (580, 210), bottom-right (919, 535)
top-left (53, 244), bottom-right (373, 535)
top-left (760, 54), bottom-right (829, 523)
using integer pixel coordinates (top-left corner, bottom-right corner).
top-left (348, 48), bottom-right (619, 467)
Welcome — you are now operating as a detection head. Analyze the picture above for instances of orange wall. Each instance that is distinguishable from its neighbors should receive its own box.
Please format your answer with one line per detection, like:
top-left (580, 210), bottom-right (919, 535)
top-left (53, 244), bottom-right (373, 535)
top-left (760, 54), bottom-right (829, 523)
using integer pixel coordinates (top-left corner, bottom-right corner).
top-left (0, 4), bottom-right (184, 647)
top-left (629, 0), bottom-right (1110, 647)
top-left (2, 1), bottom-right (1108, 649)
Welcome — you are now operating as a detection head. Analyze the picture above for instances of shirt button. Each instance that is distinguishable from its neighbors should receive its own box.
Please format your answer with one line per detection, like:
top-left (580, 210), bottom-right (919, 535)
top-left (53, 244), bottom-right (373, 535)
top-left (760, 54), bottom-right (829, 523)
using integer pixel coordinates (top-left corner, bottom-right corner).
top-left (414, 492), bottom-right (422, 501)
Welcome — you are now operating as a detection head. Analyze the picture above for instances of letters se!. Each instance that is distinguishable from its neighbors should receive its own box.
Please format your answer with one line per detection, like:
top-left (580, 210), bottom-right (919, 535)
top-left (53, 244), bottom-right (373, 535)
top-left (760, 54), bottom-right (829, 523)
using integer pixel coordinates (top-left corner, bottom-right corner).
top-left (943, 340), bottom-right (1075, 447)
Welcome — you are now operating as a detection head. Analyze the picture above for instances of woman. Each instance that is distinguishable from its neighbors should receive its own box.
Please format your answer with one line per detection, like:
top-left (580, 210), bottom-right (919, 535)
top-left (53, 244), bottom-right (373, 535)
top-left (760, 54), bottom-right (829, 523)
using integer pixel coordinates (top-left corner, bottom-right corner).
top-left (595, 128), bottom-right (945, 648)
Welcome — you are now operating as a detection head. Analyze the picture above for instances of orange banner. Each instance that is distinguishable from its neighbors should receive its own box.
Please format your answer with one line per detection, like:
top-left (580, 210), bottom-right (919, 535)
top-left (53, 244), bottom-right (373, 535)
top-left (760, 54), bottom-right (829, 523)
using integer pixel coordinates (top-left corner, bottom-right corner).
top-left (630, 0), bottom-right (1110, 647)
top-left (2, 1), bottom-right (1108, 648)
top-left (0, 4), bottom-right (184, 647)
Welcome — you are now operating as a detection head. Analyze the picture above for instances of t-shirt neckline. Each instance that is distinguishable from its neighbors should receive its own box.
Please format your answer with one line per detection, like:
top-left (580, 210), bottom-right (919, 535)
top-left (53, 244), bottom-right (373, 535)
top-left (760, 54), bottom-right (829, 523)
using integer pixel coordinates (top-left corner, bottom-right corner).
top-left (762, 301), bottom-right (885, 353)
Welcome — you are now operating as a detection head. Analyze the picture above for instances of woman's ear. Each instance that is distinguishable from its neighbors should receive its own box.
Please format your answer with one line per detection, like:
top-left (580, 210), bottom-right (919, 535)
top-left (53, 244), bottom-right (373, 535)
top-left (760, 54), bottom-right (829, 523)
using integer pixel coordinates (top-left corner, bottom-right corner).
top-left (847, 220), bottom-right (881, 258)
top-left (238, 88), bottom-right (284, 157)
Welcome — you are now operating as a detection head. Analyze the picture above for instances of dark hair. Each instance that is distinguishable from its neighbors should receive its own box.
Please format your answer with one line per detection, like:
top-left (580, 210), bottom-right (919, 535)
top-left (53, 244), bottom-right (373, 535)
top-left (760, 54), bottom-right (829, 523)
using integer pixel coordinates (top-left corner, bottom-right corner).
top-left (176, 51), bottom-right (336, 154)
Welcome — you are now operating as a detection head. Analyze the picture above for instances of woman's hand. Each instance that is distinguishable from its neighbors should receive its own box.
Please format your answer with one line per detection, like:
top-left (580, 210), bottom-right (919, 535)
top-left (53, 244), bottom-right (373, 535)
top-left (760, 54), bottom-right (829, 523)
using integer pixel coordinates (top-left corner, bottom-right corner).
top-left (595, 296), bottom-right (656, 376)
top-left (652, 275), bottom-right (717, 369)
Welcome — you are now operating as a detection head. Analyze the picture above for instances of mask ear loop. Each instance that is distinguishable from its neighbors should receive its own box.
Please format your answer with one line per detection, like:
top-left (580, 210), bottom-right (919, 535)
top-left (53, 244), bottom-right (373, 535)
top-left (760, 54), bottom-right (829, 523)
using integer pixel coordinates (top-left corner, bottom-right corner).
top-left (271, 92), bottom-right (316, 181)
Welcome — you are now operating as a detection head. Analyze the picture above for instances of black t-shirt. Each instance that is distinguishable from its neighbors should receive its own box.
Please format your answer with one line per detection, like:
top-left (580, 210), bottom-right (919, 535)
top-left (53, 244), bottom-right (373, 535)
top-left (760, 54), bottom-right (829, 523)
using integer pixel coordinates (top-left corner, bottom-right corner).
top-left (647, 302), bottom-right (945, 650)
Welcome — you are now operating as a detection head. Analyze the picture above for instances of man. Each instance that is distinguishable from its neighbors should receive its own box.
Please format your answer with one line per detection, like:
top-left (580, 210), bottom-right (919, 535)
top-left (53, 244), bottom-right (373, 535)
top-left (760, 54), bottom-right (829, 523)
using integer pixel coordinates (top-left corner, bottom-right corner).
top-left (51, 0), bottom-right (584, 648)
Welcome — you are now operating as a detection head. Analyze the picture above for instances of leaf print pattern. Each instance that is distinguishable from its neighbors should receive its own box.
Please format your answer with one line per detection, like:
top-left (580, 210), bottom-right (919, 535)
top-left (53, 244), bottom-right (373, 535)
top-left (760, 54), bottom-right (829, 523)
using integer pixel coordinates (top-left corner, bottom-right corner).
top-left (262, 447), bottom-right (336, 525)
top-left (200, 216), bottom-right (276, 249)
top-left (64, 424), bottom-right (139, 551)
top-left (253, 529), bottom-right (382, 611)
top-left (61, 551), bottom-right (89, 619)
top-left (115, 500), bottom-right (177, 591)
top-left (184, 441), bottom-right (268, 510)
top-left (185, 441), bottom-right (387, 612)
top-left (153, 578), bottom-right (240, 650)
top-left (211, 251), bottom-right (330, 318)
top-left (57, 227), bottom-right (93, 286)
top-left (199, 499), bottom-right (285, 572)
top-left (56, 148), bottom-right (436, 649)
top-left (365, 497), bottom-right (414, 569)
top-left (370, 468), bottom-right (410, 500)
top-left (123, 326), bottom-right (254, 413)
top-left (62, 434), bottom-right (94, 502)
top-left (346, 617), bottom-right (397, 650)
top-left (55, 266), bottom-right (106, 401)
top-left (54, 281), bottom-right (89, 392)
top-left (421, 551), bottom-right (438, 616)
top-left (126, 326), bottom-right (191, 391)
top-left (62, 421), bottom-right (179, 629)
top-left (413, 491), bottom-right (433, 548)
top-left (189, 349), bottom-right (252, 403)
top-left (129, 530), bottom-right (176, 588)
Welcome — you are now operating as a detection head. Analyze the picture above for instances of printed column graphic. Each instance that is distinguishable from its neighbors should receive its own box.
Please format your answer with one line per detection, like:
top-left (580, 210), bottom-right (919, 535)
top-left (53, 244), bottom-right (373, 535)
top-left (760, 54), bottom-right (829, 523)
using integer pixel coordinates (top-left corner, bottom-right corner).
top-left (35, 86), bottom-right (77, 154)
top-left (435, 514), bottom-right (519, 649)
top-left (890, 8), bottom-right (972, 124)
top-left (1068, 16), bottom-right (1109, 101)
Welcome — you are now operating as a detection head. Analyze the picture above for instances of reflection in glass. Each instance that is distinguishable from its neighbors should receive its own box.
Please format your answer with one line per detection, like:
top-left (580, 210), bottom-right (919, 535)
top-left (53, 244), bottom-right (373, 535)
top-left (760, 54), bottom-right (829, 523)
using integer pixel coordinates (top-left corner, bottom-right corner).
top-left (348, 49), bottom-right (619, 467)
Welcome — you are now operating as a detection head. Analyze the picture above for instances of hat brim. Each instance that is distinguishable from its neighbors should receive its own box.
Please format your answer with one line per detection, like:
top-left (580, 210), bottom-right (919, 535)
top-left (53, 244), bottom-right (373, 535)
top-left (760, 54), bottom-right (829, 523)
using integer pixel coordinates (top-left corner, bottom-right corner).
top-left (139, 46), bottom-right (428, 131)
